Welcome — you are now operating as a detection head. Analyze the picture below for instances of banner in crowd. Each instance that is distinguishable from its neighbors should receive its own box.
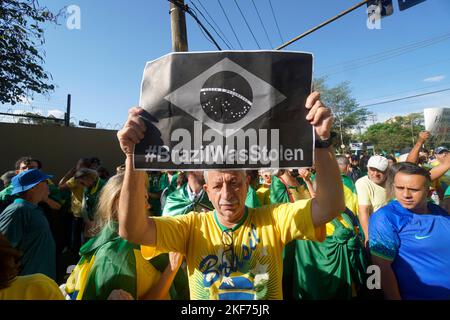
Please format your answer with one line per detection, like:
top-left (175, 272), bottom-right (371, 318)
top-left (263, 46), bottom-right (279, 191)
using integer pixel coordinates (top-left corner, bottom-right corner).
top-left (350, 142), bottom-right (363, 151)
top-left (424, 107), bottom-right (450, 142)
top-left (134, 51), bottom-right (314, 170)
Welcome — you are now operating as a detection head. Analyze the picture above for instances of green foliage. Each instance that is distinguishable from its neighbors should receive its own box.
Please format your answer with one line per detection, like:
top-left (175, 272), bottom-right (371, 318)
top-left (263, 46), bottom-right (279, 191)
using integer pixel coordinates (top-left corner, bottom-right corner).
top-left (313, 77), bottom-right (372, 147)
top-left (360, 113), bottom-right (425, 153)
top-left (0, 0), bottom-right (62, 104)
top-left (16, 112), bottom-right (65, 126)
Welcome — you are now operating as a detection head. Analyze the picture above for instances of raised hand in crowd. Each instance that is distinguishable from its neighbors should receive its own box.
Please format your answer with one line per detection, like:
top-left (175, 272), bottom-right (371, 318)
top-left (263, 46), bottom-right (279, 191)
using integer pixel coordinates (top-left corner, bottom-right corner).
top-left (406, 130), bottom-right (430, 164)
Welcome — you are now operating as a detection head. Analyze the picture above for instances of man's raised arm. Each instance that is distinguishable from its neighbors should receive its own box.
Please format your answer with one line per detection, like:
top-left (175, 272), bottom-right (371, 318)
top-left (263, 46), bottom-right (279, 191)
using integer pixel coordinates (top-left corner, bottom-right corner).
top-left (305, 92), bottom-right (345, 227)
top-left (406, 131), bottom-right (430, 164)
top-left (117, 107), bottom-right (156, 246)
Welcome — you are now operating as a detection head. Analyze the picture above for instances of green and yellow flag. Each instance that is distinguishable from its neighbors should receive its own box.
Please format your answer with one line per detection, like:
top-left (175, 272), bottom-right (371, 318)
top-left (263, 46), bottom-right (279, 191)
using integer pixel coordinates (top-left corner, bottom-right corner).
top-left (65, 222), bottom-right (166, 300)
top-left (162, 184), bottom-right (213, 216)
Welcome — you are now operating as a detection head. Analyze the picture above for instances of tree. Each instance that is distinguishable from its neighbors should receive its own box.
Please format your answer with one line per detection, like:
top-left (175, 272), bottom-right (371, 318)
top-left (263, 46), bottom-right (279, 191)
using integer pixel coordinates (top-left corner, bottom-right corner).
top-left (313, 78), bottom-right (372, 149)
top-left (0, 0), bottom-right (62, 105)
top-left (16, 112), bottom-right (76, 126)
top-left (360, 113), bottom-right (425, 153)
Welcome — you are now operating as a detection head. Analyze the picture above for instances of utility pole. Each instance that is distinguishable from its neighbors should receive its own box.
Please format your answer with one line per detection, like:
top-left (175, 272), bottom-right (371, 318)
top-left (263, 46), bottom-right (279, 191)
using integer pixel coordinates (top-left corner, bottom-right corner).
top-left (65, 94), bottom-right (71, 127)
top-left (170, 0), bottom-right (188, 52)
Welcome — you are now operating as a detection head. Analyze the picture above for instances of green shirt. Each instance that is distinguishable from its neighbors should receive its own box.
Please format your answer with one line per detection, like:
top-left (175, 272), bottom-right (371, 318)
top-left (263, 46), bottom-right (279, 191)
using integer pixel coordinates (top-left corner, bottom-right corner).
top-left (0, 198), bottom-right (56, 280)
top-left (0, 184), bottom-right (15, 206)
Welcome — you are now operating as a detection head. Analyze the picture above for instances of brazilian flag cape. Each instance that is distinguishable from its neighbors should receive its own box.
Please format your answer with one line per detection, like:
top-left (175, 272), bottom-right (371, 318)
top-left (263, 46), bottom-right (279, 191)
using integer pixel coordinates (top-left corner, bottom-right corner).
top-left (292, 210), bottom-right (368, 299)
top-left (341, 174), bottom-right (358, 215)
top-left (162, 184), bottom-right (213, 216)
top-left (271, 175), bottom-right (368, 299)
top-left (269, 175), bottom-right (309, 204)
top-left (65, 222), bottom-right (142, 300)
top-left (245, 185), bottom-right (262, 208)
top-left (65, 222), bottom-right (179, 300)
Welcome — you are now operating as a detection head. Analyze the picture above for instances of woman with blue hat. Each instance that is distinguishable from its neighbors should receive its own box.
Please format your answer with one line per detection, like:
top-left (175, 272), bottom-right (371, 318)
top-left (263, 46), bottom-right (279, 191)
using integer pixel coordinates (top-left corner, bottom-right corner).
top-left (0, 169), bottom-right (56, 280)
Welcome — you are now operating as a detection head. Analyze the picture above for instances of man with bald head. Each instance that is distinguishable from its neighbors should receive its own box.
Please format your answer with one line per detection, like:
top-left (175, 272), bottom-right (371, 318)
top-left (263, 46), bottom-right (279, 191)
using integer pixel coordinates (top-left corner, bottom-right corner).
top-left (116, 92), bottom-right (345, 300)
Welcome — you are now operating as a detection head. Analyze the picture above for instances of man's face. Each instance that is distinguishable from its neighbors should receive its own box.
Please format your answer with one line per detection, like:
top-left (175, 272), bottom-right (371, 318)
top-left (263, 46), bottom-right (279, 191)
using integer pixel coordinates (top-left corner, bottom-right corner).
top-left (33, 180), bottom-right (49, 202)
top-left (387, 159), bottom-right (396, 167)
top-left (78, 176), bottom-right (96, 188)
top-left (368, 167), bottom-right (387, 185)
top-left (394, 172), bottom-right (428, 211)
top-left (204, 171), bottom-right (248, 221)
top-left (436, 151), bottom-right (448, 162)
top-left (339, 163), bottom-right (350, 175)
top-left (18, 161), bottom-right (39, 173)
top-left (261, 173), bottom-right (271, 184)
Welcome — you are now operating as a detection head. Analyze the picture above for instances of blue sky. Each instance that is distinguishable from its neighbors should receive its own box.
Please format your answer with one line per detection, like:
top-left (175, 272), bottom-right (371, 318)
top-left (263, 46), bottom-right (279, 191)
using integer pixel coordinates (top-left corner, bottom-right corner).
top-left (3, 0), bottom-right (450, 128)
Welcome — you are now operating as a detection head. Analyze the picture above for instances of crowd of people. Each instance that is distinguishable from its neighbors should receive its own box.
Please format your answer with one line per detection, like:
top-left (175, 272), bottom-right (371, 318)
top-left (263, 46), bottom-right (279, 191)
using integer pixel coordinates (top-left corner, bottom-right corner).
top-left (0, 92), bottom-right (449, 300)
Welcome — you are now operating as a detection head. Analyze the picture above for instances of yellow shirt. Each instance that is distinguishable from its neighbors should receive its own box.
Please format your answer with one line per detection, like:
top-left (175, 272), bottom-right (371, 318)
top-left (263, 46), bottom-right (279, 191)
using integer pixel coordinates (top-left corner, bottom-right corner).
top-left (355, 175), bottom-right (389, 213)
top-left (142, 200), bottom-right (325, 300)
top-left (0, 274), bottom-right (64, 300)
top-left (66, 177), bottom-right (84, 217)
top-left (256, 186), bottom-right (271, 206)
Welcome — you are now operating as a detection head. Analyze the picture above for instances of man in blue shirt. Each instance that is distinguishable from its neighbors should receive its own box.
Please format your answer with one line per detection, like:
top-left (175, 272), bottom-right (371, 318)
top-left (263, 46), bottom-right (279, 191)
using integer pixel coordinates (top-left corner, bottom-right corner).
top-left (0, 169), bottom-right (56, 280)
top-left (369, 162), bottom-right (450, 300)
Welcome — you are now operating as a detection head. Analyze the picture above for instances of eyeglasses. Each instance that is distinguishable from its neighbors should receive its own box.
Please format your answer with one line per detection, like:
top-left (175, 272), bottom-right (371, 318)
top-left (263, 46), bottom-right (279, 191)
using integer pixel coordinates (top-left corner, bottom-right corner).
top-left (221, 228), bottom-right (237, 272)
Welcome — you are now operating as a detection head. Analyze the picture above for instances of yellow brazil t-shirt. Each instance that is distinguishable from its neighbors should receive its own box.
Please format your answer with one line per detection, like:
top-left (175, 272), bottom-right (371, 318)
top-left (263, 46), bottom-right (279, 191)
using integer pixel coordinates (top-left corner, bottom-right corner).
top-left (142, 199), bottom-right (325, 300)
top-left (0, 274), bottom-right (64, 300)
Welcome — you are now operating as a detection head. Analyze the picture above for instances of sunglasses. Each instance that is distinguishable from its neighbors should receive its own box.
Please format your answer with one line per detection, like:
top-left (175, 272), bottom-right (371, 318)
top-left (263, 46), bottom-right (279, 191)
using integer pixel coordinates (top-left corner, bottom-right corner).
top-left (221, 228), bottom-right (237, 273)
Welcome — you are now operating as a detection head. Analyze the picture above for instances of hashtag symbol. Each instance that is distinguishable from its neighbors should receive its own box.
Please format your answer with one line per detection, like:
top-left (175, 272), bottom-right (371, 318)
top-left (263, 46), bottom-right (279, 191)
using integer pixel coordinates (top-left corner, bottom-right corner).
top-left (145, 146), bottom-right (158, 163)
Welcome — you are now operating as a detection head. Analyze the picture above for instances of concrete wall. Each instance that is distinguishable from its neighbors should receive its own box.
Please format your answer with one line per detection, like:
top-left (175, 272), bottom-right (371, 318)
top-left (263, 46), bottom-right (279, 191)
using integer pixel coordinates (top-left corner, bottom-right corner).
top-left (0, 123), bottom-right (125, 181)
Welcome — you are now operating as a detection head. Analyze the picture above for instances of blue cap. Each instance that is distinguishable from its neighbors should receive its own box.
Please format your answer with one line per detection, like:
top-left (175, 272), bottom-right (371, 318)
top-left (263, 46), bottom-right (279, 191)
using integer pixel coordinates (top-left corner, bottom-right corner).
top-left (11, 169), bottom-right (53, 195)
top-left (435, 146), bottom-right (449, 154)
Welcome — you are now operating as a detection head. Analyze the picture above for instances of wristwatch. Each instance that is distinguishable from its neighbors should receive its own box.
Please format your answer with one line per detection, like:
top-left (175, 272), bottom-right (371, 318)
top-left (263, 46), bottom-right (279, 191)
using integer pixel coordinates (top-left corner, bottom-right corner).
top-left (315, 132), bottom-right (336, 149)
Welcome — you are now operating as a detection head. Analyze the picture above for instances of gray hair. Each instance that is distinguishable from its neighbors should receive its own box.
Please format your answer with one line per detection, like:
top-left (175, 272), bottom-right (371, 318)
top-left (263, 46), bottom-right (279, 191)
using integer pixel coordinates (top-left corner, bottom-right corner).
top-left (203, 170), bottom-right (246, 184)
top-left (336, 155), bottom-right (350, 167)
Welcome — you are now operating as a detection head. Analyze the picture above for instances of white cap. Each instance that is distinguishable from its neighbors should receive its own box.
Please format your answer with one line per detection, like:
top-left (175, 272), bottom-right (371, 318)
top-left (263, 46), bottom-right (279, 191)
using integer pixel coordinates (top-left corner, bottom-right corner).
top-left (367, 155), bottom-right (389, 172)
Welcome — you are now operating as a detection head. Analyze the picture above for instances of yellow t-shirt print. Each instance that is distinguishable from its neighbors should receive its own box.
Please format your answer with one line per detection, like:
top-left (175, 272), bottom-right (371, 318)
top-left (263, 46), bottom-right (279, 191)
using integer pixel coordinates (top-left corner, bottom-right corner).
top-left (142, 199), bottom-right (325, 300)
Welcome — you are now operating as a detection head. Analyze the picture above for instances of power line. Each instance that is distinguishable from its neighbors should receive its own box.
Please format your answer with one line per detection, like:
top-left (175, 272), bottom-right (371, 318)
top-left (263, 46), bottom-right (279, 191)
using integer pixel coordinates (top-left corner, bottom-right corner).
top-left (359, 81), bottom-right (450, 105)
top-left (168, 0), bottom-right (222, 50)
top-left (189, 1), bottom-right (231, 49)
top-left (319, 32), bottom-right (450, 77)
top-left (360, 88), bottom-right (450, 108)
top-left (268, 0), bottom-right (283, 43)
top-left (233, 0), bottom-right (261, 49)
top-left (251, 0), bottom-right (273, 48)
top-left (194, 0), bottom-right (234, 49)
top-left (217, 0), bottom-right (243, 49)
top-left (320, 32), bottom-right (450, 71)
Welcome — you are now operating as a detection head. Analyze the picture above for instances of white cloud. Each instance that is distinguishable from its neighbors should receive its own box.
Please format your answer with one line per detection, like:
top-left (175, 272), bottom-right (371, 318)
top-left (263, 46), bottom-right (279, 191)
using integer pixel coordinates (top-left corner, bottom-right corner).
top-left (48, 109), bottom-right (65, 119)
top-left (423, 75), bottom-right (445, 83)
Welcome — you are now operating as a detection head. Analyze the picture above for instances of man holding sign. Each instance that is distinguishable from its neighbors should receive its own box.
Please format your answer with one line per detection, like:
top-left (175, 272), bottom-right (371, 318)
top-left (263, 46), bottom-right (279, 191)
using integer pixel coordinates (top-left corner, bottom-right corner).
top-left (116, 52), bottom-right (344, 300)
